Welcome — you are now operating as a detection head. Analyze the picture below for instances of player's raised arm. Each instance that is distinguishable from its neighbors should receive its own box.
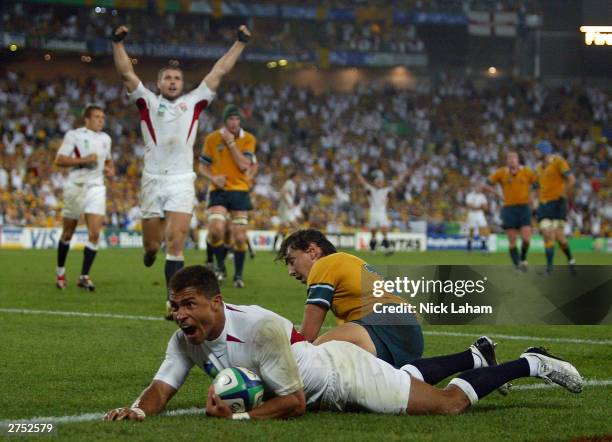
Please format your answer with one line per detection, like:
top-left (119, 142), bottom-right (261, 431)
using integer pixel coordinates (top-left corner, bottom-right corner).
top-left (104, 380), bottom-right (177, 421)
top-left (202, 26), bottom-right (251, 92)
top-left (111, 25), bottom-right (140, 93)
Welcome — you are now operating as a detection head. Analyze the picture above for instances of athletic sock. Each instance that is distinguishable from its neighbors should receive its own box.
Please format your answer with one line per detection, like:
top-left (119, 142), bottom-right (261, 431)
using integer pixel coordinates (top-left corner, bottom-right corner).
top-left (449, 359), bottom-right (530, 404)
top-left (56, 267), bottom-right (65, 277)
top-left (401, 350), bottom-right (475, 385)
top-left (234, 250), bottom-right (246, 279)
top-left (381, 238), bottom-right (390, 249)
top-left (520, 241), bottom-right (530, 261)
top-left (509, 247), bottom-right (520, 266)
top-left (481, 238), bottom-right (487, 251)
top-left (559, 243), bottom-right (573, 261)
top-left (57, 239), bottom-right (70, 268)
top-left (467, 238), bottom-right (472, 251)
top-left (81, 242), bottom-right (98, 276)
top-left (369, 237), bottom-right (377, 251)
top-left (206, 242), bottom-right (214, 265)
top-left (165, 255), bottom-right (184, 289)
top-left (208, 241), bottom-right (225, 272)
top-left (545, 246), bottom-right (554, 267)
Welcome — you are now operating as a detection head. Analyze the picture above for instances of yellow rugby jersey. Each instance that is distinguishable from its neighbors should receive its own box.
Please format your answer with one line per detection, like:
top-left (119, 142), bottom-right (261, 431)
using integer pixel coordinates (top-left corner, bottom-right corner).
top-left (488, 166), bottom-right (537, 206)
top-left (200, 128), bottom-right (256, 191)
top-left (536, 155), bottom-right (571, 203)
top-left (306, 252), bottom-right (404, 323)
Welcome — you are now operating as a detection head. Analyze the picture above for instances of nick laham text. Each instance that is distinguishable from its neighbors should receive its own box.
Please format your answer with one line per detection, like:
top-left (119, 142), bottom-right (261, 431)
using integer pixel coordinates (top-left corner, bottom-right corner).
top-left (373, 302), bottom-right (493, 315)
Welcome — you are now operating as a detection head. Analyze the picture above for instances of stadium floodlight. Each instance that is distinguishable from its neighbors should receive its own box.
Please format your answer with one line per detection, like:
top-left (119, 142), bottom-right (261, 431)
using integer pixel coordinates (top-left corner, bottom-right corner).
top-left (487, 66), bottom-right (497, 75)
top-left (9, 44), bottom-right (18, 52)
top-left (267, 61), bottom-right (277, 69)
top-left (278, 59), bottom-right (288, 67)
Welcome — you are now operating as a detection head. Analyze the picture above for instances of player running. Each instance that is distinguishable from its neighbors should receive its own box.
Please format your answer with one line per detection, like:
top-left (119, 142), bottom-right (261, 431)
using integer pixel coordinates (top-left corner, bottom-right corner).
top-left (200, 104), bottom-right (257, 288)
top-left (486, 151), bottom-right (537, 271)
top-left (54, 105), bottom-right (114, 291)
top-left (465, 184), bottom-right (490, 252)
top-left (104, 265), bottom-right (583, 421)
top-left (273, 171), bottom-right (301, 251)
top-left (111, 24), bottom-right (251, 313)
top-left (534, 140), bottom-right (577, 274)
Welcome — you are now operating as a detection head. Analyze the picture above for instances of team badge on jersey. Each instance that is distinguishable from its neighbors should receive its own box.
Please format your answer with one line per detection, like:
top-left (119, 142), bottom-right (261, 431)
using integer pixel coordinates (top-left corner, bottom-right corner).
top-left (179, 102), bottom-right (188, 112)
top-left (158, 103), bottom-right (167, 116)
top-left (216, 143), bottom-right (225, 152)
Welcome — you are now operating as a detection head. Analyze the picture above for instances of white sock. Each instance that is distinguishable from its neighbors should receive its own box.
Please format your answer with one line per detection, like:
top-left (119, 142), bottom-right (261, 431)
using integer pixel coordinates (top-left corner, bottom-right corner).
top-left (472, 350), bottom-right (484, 368)
top-left (400, 364), bottom-right (424, 381)
top-left (166, 254), bottom-right (184, 262)
top-left (523, 355), bottom-right (541, 376)
top-left (85, 241), bottom-right (98, 251)
top-left (56, 267), bottom-right (65, 277)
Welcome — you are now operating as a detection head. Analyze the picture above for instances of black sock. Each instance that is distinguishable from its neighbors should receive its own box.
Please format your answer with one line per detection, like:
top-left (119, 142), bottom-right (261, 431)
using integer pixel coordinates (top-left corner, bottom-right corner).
top-left (57, 239), bottom-right (70, 267)
top-left (406, 350), bottom-right (474, 385)
top-left (206, 242), bottom-right (214, 264)
top-left (454, 359), bottom-right (530, 401)
top-left (369, 238), bottom-right (377, 251)
top-left (545, 246), bottom-right (554, 266)
top-left (520, 241), bottom-right (530, 261)
top-left (208, 243), bottom-right (225, 272)
top-left (165, 257), bottom-right (184, 289)
top-left (509, 247), bottom-right (520, 266)
top-left (381, 238), bottom-right (390, 249)
top-left (234, 250), bottom-right (246, 279)
top-left (560, 243), bottom-right (573, 261)
top-left (81, 246), bottom-right (97, 276)
top-left (481, 238), bottom-right (487, 250)
top-left (467, 239), bottom-right (472, 251)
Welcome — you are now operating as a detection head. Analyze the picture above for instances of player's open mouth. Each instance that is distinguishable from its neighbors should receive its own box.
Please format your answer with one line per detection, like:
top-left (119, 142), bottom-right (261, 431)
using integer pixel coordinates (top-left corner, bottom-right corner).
top-left (181, 325), bottom-right (198, 336)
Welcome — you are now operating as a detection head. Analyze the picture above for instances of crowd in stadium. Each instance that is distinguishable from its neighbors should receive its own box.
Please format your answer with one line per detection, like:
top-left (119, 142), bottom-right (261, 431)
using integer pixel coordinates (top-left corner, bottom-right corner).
top-left (0, 68), bottom-right (610, 237)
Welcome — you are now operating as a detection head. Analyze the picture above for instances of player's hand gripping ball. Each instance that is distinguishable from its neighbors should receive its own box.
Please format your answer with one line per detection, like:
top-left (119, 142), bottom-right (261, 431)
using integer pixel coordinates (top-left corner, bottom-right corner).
top-left (211, 367), bottom-right (264, 412)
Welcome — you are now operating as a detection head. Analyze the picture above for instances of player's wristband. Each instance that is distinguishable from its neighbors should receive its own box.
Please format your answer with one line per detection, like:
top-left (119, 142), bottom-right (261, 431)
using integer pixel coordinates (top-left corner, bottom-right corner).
top-left (237, 29), bottom-right (250, 43)
top-left (130, 407), bottom-right (146, 418)
top-left (231, 412), bottom-right (250, 420)
top-left (111, 26), bottom-right (128, 43)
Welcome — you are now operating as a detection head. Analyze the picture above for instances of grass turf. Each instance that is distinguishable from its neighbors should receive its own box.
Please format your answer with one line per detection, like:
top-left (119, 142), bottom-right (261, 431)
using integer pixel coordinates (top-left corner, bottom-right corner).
top-left (0, 248), bottom-right (610, 441)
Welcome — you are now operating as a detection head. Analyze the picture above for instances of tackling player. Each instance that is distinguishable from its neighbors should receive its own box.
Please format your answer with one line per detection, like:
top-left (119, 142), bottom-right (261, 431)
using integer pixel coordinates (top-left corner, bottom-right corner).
top-left (54, 105), bottom-right (114, 291)
top-left (111, 24), bottom-right (251, 313)
top-left (355, 166), bottom-right (408, 254)
top-left (486, 151), bottom-right (537, 271)
top-left (277, 229), bottom-right (424, 368)
top-left (104, 265), bottom-right (583, 421)
top-left (199, 104), bottom-right (257, 288)
top-left (465, 184), bottom-right (489, 252)
top-left (534, 140), bottom-right (577, 274)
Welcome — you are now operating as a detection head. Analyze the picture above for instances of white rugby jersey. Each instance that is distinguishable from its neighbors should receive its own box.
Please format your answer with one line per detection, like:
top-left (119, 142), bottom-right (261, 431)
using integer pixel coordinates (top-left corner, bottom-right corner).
top-left (129, 82), bottom-right (215, 176)
top-left (466, 191), bottom-right (487, 215)
top-left (365, 184), bottom-right (392, 214)
top-left (154, 303), bottom-right (309, 399)
top-left (279, 179), bottom-right (297, 210)
top-left (56, 127), bottom-right (111, 186)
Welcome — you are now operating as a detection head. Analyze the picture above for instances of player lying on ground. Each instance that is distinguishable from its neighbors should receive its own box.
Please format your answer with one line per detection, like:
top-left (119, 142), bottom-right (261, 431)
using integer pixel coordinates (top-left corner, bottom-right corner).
top-left (278, 229), bottom-right (424, 368)
top-left (104, 266), bottom-right (583, 421)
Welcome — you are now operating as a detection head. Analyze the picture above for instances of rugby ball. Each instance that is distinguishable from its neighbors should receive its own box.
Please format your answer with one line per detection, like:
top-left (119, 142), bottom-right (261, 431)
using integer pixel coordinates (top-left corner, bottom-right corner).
top-left (212, 367), bottom-right (264, 412)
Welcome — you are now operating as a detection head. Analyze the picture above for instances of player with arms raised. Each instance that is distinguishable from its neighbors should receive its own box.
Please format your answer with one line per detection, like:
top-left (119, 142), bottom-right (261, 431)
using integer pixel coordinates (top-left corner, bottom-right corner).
top-left (534, 140), bottom-right (576, 274)
top-left (55, 105), bottom-right (114, 291)
top-left (111, 24), bottom-right (251, 312)
top-left (486, 151), bottom-right (537, 271)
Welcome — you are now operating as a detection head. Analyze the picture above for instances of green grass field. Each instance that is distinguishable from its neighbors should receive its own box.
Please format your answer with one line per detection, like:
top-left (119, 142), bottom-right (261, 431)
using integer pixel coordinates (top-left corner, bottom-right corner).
top-left (1, 249), bottom-right (611, 441)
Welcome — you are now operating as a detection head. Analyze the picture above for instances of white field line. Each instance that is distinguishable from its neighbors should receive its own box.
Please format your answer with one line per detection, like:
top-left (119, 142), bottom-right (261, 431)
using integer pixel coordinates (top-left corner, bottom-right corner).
top-left (1, 380), bottom-right (610, 426)
top-left (1, 308), bottom-right (611, 346)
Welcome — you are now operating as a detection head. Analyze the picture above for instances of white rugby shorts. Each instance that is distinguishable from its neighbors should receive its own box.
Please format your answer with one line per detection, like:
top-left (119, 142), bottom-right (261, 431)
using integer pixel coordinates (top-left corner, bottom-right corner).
top-left (466, 211), bottom-right (488, 229)
top-left (62, 182), bottom-right (106, 219)
top-left (368, 210), bottom-right (390, 229)
top-left (140, 172), bottom-right (196, 219)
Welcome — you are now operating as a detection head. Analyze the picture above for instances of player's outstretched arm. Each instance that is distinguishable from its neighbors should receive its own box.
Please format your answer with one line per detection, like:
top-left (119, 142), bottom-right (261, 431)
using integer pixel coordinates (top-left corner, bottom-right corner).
top-left (111, 25), bottom-right (140, 93)
top-left (203, 25), bottom-right (251, 92)
top-left (300, 304), bottom-right (327, 342)
top-left (104, 380), bottom-right (177, 421)
top-left (207, 385), bottom-right (306, 420)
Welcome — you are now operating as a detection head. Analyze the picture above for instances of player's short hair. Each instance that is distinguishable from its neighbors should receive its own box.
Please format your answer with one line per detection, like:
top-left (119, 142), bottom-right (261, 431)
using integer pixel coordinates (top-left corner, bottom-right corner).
top-left (83, 104), bottom-right (104, 119)
top-left (169, 265), bottom-right (220, 299)
top-left (157, 65), bottom-right (184, 80)
top-left (276, 229), bottom-right (337, 263)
